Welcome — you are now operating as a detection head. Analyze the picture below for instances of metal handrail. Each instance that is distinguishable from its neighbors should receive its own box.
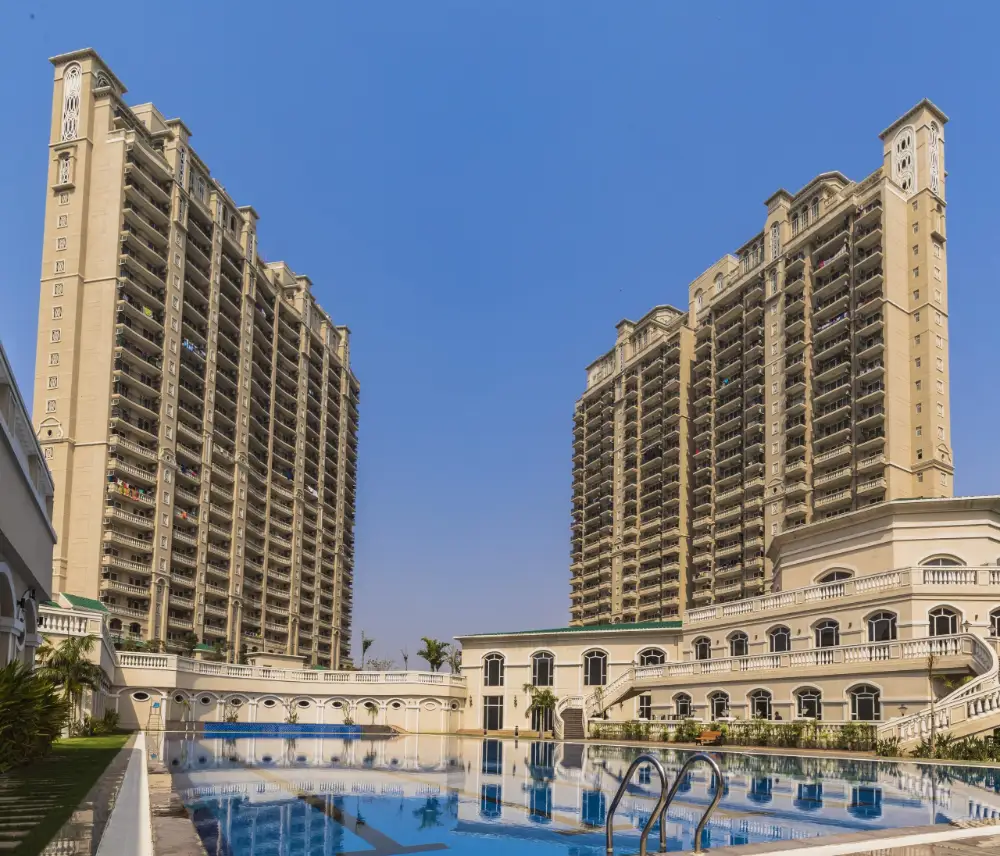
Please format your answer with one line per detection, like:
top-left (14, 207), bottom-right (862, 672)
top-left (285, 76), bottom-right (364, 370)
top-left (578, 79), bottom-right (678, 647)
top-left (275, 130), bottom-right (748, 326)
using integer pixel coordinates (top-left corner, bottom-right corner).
top-left (605, 753), bottom-right (669, 856)
top-left (656, 752), bottom-right (724, 854)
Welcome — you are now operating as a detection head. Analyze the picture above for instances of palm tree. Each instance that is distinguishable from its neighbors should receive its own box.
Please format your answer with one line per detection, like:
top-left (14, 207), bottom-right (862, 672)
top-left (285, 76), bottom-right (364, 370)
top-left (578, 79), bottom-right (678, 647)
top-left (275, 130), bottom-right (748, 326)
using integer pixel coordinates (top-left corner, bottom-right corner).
top-left (417, 637), bottom-right (450, 672)
top-left (36, 635), bottom-right (104, 725)
top-left (180, 632), bottom-right (200, 657)
top-left (446, 648), bottom-right (462, 674)
top-left (360, 631), bottom-right (374, 670)
top-left (522, 684), bottom-right (558, 738)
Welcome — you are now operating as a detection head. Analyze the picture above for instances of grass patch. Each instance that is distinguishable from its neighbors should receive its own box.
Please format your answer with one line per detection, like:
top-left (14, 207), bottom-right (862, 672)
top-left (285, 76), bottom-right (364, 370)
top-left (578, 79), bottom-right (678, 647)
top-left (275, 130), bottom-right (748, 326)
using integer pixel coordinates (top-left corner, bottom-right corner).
top-left (2, 733), bottom-right (129, 856)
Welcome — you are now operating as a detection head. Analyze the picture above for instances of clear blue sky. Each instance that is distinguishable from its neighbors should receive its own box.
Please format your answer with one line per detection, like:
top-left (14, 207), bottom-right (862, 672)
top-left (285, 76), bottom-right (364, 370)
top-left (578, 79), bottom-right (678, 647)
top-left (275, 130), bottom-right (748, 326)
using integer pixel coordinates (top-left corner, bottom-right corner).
top-left (1, 2), bottom-right (998, 667)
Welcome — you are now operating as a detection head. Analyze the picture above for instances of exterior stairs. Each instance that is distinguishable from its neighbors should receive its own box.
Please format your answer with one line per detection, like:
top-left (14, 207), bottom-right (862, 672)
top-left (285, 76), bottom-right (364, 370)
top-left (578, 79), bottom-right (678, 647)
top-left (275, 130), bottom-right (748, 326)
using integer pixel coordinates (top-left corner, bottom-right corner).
top-left (560, 707), bottom-right (586, 740)
top-left (878, 635), bottom-right (1000, 747)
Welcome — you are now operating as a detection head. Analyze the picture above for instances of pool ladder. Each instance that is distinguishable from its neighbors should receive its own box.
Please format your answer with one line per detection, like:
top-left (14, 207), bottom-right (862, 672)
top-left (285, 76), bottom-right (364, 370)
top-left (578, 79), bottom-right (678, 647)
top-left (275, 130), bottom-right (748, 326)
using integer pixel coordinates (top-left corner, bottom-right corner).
top-left (605, 751), bottom-right (724, 856)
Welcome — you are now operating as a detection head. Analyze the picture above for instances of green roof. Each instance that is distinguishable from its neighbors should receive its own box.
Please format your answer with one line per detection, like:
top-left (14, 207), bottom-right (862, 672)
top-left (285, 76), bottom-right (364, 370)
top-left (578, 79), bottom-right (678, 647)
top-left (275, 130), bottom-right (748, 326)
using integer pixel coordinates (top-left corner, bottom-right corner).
top-left (194, 643), bottom-right (215, 651)
top-left (460, 620), bottom-right (682, 639)
top-left (41, 600), bottom-right (61, 609)
top-left (310, 665), bottom-right (329, 671)
top-left (60, 593), bottom-right (108, 613)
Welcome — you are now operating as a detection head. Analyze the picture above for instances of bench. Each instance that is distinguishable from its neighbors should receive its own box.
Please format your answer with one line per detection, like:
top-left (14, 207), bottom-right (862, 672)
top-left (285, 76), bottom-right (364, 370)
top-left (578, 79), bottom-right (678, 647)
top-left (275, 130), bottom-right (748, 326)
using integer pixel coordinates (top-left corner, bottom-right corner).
top-left (695, 730), bottom-right (722, 746)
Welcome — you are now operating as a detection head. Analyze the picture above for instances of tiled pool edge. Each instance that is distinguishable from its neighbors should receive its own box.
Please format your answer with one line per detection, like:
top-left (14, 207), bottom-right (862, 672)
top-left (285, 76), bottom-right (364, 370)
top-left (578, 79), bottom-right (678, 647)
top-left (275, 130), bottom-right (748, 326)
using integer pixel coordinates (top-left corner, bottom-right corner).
top-left (674, 821), bottom-right (1000, 856)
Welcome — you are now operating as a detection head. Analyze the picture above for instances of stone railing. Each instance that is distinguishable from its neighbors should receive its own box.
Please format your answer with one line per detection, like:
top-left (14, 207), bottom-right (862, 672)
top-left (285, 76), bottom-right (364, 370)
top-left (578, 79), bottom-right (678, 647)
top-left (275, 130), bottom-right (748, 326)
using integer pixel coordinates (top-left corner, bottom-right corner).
top-left (877, 634), bottom-right (999, 743)
top-left (553, 695), bottom-right (583, 740)
top-left (627, 634), bottom-right (978, 683)
top-left (686, 566), bottom-right (1000, 624)
top-left (584, 667), bottom-right (636, 717)
top-left (38, 605), bottom-right (118, 682)
top-left (116, 653), bottom-right (466, 687)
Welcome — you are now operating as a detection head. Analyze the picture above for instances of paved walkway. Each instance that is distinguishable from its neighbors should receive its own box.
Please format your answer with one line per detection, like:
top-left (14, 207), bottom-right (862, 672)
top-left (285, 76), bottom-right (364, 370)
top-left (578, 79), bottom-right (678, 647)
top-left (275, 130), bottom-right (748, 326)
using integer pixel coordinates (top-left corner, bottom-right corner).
top-left (860, 837), bottom-right (1000, 855)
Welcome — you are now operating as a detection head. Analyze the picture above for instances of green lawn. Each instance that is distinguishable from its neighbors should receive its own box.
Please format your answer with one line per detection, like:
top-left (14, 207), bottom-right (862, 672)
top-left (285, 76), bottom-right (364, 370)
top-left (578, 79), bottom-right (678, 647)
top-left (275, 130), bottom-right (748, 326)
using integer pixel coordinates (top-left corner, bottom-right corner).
top-left (0, 733), bottom-right (130, 855)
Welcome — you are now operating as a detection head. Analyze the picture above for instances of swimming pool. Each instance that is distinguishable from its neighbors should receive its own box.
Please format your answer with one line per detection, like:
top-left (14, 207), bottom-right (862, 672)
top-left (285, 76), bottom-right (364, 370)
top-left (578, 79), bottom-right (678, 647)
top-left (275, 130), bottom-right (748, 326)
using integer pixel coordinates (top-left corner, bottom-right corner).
top-left (158, 733), bottom-right (1000, 854)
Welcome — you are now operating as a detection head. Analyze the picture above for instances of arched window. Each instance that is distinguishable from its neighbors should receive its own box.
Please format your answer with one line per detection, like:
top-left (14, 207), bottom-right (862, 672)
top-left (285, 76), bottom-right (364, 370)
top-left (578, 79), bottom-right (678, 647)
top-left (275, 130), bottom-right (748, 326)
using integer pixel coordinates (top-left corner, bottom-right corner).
top-left (714, 273), bottom-right (724, 294)
top-left (129, 622), bottom-right (141, 636)
top-left (796, 687), bottom-right (822, 719)
top-left (531, 651), bottom-right (554, 687)
top-left (990, 609), bottom-right (1000, 638)
top-left (708, 691), bottom-right (729, 720)
top-left (109, 618), bottom-right (122, 632)
top-left (749, 689), bottom-right (772, 720)
top-left (729, 631), bottom-right (749, 658)
top-left (638, 648), bottom-right (666, 666)
top-left (58, 153), bottom-right (71, 186)
top-left (674, 693), bottom-right (692, 718)
top-left (929, 607), bottom-right (958, 637)
top-left (770, 222), bottom-right (780, 259)
top-left (693, 637), bottom-right (711, 661)
top-left (583, 650), bottom-right (607, 686)
top-left (850, 684), bottom-right (881, 721)
top-left (695, 290), bottom-right (704, 311)
top-left (818, 570), bottom-right (852, 583)
top-left (791, 213), bottom-right (799, 235)
top-left (61, 63), bottom-right (82, 141)
top-left (815, 620), bottom-right (840, 648)
top-left (921, 556), bottom-right (963, 567)
top-left (769, 626), bottom-right (791, 653)
top-left (810, 197), bottom-right (820, 220)
top-left (892, 125), bottom-right (916, 195)
top-left (867, 611), bottom-right (897, 643)
top-left (483, 653), bottom-right (505, 687)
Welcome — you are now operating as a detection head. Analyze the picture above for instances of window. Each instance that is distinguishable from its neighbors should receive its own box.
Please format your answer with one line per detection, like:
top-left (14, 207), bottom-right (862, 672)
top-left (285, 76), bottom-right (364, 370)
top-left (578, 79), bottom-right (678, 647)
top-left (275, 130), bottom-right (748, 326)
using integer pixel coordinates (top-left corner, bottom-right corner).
top-left (59, 192), bottom-right (70, 205)
top-left (937, 427), bottom-right (944, 440)
top-left (53, 283), bottom-right (64, 296)
top-left (708, 691), bottom-right (729, 720)
top-left (929, 607), bottom-right (958, 637)
top-left (693, 637), bottom-right (711, 661)
top-left (52, 307), bottom-right (62, 319)
top-left (810, 197), bottom-right (819, 219)
top-left (638, 648), bottom-right (666, 666)
top-left (583, 650), bottom-right (607, 686)
top-left (917, 472), bottom-right (924, 483)
top-left (917, 449), bottom-right (924, 460)
top-left (914, 335), bottom-right (920, 346)
top-left (54, 260), bottom-right (65, 273)
top-left (531, 651), bottom-right (554, 687)
top-left (916, 403), bottom-right (922, 413)
top-left (791, 213), bottom-right (799, 235)
top-left (818, 570), bottom-right (852, 583)
top-left (990, 609), bottom-right (1000, 637)
top-left (771, 222), bottom-right (780, 259)
top-left (729, 631), bottom-right (749, 658)
top-left (58, 214), bottom-right (68, 228)
top-left (934, 289), bottom-right (942, 303)
top-left (935, 311), bottom-right (943, 326)
top-left (131, 691), bottom-right (150, 702)
top-left (57, 154), bottom-right (71, 185)
top-left (769, 626), bottom-right (791, 653)
top-left (936, 357), bottom-right (944, 372)
top-left (936, 379), bottom-right (944, 393)
top-left (49, 353), bottom-right (61, 366)
top-left (867, 611), bottom-right (897, 642)
top-left (714, 273), bottom-right (724, 294)
top-left (674, 693), bottom-right (692, 718)
top-left (695, 290), bottom-right (703, 311)
top-left (913, 245), bottom-right (919, 256)
top-left (934, 266), bottom-right (942, 282)
top-left (45, 399), bottom-right (56, 413)
top-left (638, 694), bottom-right (652, 720)
top-left (850, 684), bottom-right (881, 721)
top-left (749, 689), bottom-right (772, 720)
top-left (916, 426), bottom-right (922, 437)
top-left (482, 697), bottom-right (504, 731)
top-left (483, 653), bottom-right (505, 687)
top-left (913, 289), bottom-right (920, 301)
top-left (796, 687), bottom-right (822, 719)
top-left (916, 380), bottom-right (922, 391)
top-left (913, 267), bottom-right (920, 278)
top-left (936, 336), bottom-right (943, 350)
top-left (815, 620), bottom-right (840, 648)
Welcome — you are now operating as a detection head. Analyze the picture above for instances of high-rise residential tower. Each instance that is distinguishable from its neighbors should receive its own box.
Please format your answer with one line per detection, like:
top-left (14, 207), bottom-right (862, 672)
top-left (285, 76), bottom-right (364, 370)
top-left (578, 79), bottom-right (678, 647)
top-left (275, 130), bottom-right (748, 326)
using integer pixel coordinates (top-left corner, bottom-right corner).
top-left (571, 100), bottom-right (951, 626)
top-left (33, 50), bottom-right (358, 667)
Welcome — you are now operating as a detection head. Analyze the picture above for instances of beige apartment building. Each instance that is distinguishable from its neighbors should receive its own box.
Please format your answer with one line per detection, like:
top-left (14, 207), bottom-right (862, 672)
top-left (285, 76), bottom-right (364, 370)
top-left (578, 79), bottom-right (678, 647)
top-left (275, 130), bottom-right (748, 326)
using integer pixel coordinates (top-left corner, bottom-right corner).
top-left (32, 49), bottom-right (359, 668)
top-left (571, 100), bottom-right (952, 625)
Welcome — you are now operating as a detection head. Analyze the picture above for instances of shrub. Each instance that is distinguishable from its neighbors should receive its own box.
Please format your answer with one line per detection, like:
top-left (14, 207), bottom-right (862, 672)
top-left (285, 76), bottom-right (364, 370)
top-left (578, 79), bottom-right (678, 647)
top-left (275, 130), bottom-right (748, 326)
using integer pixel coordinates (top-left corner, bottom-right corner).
top-left (673, 719), bottom-right (702, 743)
top-left (0, 660), bottom-right (71, 773)
top-left (875, 737), bottom-right (900, 757)
top-left (75, 709), bottom-right (122, 737)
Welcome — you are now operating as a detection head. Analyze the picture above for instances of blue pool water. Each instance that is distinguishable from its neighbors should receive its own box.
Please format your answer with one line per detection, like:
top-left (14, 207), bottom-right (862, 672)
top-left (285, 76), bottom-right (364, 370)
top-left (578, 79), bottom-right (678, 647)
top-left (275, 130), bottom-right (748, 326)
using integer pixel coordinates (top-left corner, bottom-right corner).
top-left (158, 733), bottom-right (1000, 854)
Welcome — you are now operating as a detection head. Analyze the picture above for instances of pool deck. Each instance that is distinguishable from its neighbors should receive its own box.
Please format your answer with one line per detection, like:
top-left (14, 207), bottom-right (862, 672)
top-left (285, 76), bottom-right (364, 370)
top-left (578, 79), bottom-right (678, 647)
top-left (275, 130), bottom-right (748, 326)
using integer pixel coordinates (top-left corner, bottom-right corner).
top-left (678, 821), bottom-right (1000, 856)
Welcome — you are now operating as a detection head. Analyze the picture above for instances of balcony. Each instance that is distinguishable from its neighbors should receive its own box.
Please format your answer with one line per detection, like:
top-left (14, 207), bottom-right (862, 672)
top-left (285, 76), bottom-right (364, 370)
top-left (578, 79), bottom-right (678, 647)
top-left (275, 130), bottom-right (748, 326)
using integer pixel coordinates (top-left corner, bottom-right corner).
top-left (815, 465), bottom-right (852, 487)
top-left (857, 477), bottom-right (887, 495)
top-left (815, 488), bottom-right (852, 509)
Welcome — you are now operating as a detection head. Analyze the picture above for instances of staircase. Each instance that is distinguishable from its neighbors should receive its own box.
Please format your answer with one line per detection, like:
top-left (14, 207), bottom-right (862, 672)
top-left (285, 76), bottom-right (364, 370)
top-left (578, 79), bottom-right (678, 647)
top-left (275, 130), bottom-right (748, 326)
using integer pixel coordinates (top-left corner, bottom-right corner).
top-left (878, 634), bottom-right (1000, 746)
top-left (561, 707), bottom-right (586, 739)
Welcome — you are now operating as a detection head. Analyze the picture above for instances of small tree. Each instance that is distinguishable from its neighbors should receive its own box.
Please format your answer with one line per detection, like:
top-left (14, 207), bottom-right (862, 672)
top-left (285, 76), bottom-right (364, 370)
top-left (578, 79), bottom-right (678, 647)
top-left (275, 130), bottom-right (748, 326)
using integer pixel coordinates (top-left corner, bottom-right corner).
top-left (366, 657), bottom-right (395, 672)
top-left (180, 632), bottom-right (200, 657)
top-left (400, 648), bottom-right (409, 670)
top-left (522, 684), bottom-right (558, 738)
top-left (36, 635), bottom-right (104, 726)
top-left (417, 637), bottom-right (450, 672)
top-left (211, 638), bottom-right (228, 663)
top-left (360, 631), bottom-right (374, 670)
top-left (446, 648), bottom-right (462, 674)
